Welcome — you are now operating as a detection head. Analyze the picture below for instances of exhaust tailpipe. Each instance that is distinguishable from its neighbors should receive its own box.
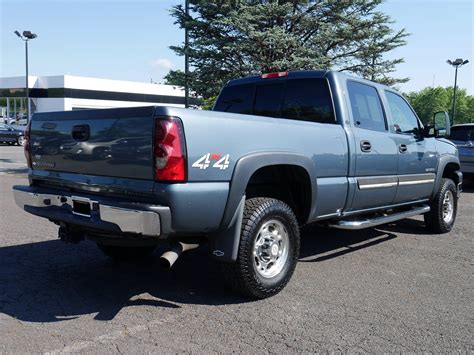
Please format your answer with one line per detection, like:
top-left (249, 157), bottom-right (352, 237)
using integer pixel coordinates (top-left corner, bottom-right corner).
top-left (160, 242), bottom-right (200, 269)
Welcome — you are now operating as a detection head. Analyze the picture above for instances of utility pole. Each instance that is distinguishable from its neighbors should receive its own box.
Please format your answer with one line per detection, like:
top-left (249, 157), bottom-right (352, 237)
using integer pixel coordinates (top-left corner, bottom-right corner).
top-left (184, 0), bottom-right (190, 108)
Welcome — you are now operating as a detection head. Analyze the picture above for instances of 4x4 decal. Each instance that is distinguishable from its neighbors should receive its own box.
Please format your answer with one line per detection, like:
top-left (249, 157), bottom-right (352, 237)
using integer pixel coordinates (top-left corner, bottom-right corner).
top-left (192, 153), bottom-right (230, 170)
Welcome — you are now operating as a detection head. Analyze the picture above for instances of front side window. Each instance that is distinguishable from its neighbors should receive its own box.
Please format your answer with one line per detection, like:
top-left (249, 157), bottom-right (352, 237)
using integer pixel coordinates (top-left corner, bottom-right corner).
top-left (385, 91), bottom-right (419, 134)
top-left (347, 81), bottom-right (386, 132)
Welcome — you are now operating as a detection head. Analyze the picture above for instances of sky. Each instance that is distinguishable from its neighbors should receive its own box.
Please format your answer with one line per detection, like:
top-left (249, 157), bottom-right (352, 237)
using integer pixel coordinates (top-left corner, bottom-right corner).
top-left (0, 0), bottom-right (473, 94)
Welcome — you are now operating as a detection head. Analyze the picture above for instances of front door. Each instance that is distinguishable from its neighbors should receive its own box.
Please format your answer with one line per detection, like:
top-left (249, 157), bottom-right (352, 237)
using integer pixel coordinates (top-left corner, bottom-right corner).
top-left (346, 81), bottom-right (399, 211)
top-left (384, 91), bottom-right (437, 203)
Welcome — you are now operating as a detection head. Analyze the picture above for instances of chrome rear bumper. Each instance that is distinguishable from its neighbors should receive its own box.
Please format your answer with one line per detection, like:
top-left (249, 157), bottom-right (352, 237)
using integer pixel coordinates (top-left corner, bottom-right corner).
top-left (13, 187), bottom-right (171, 237)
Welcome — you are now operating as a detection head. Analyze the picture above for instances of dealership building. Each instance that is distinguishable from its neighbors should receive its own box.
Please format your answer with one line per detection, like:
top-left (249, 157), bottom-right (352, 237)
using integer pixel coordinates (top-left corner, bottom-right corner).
top-left (0, 75), bottom-right (200, 120)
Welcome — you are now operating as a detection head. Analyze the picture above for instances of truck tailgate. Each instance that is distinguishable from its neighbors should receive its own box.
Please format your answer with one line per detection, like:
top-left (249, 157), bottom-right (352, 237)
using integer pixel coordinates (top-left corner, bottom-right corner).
top-left (29, 106), bottom-right (156, 180)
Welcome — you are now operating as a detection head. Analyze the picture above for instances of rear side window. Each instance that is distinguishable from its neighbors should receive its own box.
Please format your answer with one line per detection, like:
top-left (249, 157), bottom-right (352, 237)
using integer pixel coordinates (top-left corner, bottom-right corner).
top-left (213, 84), bottom-right (254, 114)
top-left (282, 79), bottom-right (335, 124)
top-left (253, 84), bottom-right (285, 118)
top-left (347, 81), bottom-right (386, 132)
top-left (450, 126), bottom-right (473, 141)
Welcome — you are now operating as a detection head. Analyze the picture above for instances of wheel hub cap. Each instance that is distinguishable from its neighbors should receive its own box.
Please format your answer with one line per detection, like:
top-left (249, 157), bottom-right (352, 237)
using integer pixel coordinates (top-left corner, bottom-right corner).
top-left (253, 219), bottom-right (289, 278)
top-left (442, 190), bottom-right (454, 224)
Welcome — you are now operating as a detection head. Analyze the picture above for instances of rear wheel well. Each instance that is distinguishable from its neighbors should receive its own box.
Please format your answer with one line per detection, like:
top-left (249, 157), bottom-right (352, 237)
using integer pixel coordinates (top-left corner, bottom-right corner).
top-left (245, 165), bottom-right (311, 225)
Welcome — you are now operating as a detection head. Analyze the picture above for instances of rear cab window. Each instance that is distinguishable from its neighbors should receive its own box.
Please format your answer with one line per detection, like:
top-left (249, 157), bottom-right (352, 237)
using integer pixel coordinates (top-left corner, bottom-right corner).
top-left (213, 84), bottom-right (254, 114)
top-left (214, 78), bottom-right (336, 124)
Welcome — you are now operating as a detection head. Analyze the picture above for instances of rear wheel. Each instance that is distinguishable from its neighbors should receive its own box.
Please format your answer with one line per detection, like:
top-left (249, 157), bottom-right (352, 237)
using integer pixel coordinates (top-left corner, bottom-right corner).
top-left (424, 178), bottom-right (457, 233)
top-left (222, 197), bottom-right (300, 299)
top-left (96, 243), bottom-right (156, 261)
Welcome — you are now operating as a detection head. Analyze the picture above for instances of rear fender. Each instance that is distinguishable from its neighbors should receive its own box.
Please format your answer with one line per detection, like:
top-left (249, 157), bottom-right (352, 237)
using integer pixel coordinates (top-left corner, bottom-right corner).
top-left (210, 152), bottom-right (315, 262)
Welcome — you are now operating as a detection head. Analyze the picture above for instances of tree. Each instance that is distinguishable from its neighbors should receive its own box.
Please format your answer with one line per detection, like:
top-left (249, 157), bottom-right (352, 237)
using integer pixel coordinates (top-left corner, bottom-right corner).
top-left (163, 70), bottom-right (186, 87)
top-left (169, 0), bottom-right (409, 98)
top-left (405, 87), bottom-right (474, 124)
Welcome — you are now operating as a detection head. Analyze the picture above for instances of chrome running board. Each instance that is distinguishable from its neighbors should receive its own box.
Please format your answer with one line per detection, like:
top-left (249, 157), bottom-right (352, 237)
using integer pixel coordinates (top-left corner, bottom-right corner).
top-left (329, 205), bottom-right (430, 230)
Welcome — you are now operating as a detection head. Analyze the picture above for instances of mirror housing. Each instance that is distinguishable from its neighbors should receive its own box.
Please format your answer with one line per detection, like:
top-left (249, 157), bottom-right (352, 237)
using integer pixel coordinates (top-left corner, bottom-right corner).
top-left (433, 111), bottom-right (451, 138)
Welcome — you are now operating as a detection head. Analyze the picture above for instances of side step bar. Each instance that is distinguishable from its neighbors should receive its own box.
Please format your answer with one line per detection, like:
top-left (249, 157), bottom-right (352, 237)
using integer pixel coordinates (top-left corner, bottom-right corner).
top-left (329, 205), bottom-right (430, 230)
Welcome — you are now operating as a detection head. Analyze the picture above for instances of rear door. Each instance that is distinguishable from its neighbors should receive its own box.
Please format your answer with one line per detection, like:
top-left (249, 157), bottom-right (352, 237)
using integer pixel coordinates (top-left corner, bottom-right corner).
top-left (346, 81), bottom-right (399, 211)
top-left (383, 91), bottom-right (437, 203)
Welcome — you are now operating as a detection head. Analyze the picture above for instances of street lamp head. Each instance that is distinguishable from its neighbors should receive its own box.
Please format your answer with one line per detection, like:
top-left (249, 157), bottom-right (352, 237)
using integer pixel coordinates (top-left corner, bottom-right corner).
top-left (447, 58), bottom-right (469, 67)
top-left (22, 31), bottom-right (38, 39)
top-left (14, 30), bottom-right (22, 38)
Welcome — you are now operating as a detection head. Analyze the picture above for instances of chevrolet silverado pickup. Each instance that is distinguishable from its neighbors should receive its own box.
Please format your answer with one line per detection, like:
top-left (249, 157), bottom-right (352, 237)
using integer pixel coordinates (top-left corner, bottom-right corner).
top-left (13, 70), bottom-right (462, 299)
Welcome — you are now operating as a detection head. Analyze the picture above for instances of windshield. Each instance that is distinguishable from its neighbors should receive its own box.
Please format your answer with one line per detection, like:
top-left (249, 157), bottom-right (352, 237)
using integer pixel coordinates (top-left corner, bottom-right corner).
top-left (449, 126), bottom-right (474, 142)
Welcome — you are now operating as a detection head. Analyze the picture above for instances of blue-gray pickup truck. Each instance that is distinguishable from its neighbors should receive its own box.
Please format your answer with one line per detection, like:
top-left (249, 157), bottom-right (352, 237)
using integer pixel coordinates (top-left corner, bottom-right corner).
top-left (13, 70), bottom-right (462, 299)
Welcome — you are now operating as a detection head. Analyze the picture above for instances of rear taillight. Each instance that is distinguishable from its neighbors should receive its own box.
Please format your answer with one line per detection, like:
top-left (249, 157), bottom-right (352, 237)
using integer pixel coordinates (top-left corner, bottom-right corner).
top-left (24, 123), bottom-right (32, 168)
top-left (261, 71), bottom-right (288, 79)
top-left (154, 117), bottom-right (186, 182)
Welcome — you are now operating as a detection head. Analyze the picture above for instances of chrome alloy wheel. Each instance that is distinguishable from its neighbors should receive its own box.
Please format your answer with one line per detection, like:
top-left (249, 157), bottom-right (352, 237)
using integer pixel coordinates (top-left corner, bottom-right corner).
top-left (17, 136), bottom-right (24, 146)
top-left (253, 219), bottom-right (289, 278)
top-left (442, 190), bottom-right (454, 224)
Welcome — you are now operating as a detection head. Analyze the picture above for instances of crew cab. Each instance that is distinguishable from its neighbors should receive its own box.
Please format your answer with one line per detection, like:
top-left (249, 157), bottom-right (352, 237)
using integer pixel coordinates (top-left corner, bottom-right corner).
top-left (13, 70), bottom-right (462, 299)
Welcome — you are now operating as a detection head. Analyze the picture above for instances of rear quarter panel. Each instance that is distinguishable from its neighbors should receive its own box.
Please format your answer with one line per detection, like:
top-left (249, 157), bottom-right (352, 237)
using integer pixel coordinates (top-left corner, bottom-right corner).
top-left (154, 106), bottom-right (350, 221)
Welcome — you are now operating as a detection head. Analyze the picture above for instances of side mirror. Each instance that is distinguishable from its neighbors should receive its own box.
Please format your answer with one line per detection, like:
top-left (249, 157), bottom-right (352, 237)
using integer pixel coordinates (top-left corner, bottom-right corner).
top-left (433, 111), bottom-right (451, 138)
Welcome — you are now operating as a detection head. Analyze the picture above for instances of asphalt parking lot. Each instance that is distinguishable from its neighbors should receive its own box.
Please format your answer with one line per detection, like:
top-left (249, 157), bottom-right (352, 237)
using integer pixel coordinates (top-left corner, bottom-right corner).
top-left (0, 144), bottom-right (472, 353)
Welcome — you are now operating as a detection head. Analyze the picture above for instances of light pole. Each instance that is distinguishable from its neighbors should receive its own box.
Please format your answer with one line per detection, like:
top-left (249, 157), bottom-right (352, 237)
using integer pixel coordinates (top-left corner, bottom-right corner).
top-left (14, 30), bottom-right (38, 123)
top-left (184, 0), bottom-right (189, 108)
top-left (447, 58), bottom-right (469, 125)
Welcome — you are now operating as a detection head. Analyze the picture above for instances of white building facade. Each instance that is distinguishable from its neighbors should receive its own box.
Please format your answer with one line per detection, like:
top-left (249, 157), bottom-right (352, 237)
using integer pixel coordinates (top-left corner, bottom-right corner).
top-left (0, 75), bottom-right (198, 120)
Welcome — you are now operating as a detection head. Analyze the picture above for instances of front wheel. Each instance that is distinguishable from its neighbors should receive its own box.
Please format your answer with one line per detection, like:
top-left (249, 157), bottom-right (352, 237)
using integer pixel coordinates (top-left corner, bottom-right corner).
top-left (424, 178), bottom-right (458, 233)
top-left (96, 243), bottom-right (156, 261)
top-left (17, 136), bottom-right (24, 146)
top-left (222, 198), bottom-right (300, 299)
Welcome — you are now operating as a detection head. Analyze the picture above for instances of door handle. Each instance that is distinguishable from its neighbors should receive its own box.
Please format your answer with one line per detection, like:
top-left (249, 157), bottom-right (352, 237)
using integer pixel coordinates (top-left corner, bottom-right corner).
top-left (360, 140), bottom-right (372, 152)
top-left (399, 144), bottom-right (408, 153)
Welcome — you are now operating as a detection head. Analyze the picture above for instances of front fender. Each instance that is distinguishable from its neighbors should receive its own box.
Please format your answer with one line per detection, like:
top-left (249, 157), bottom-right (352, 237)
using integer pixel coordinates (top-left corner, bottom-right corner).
top-left (433, 154), bottom-right (461, 197)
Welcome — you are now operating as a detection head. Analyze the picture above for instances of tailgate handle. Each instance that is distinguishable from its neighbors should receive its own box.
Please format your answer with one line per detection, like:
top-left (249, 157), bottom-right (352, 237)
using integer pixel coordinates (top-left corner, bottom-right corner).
top-left (72, 125), bottom-right (90, 141)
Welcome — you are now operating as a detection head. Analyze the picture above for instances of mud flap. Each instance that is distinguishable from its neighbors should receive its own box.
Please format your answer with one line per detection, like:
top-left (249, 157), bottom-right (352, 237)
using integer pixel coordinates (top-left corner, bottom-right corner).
top-left (209, 196), bottom-right (245, 262)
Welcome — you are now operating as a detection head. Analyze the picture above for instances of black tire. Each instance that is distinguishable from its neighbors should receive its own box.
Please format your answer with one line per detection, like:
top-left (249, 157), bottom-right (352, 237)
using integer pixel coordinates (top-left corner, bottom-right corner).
top-left (222, 197), bottom-right (300, 299)
top-left (96, 243), bottom-right (156, 261)
top-left (424, 178), bottom-right (457, 233)
top-left (16, 136), bottom-right (24, 146)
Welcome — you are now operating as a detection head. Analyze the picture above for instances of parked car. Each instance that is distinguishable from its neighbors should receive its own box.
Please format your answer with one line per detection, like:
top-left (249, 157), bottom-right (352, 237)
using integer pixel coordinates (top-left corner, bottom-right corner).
top-left (449, 123), bottom-right (474, 179)
top-left (0, 123), bottom-right (25, 145)
top-left (13, 70), bottom-right (462, 299)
